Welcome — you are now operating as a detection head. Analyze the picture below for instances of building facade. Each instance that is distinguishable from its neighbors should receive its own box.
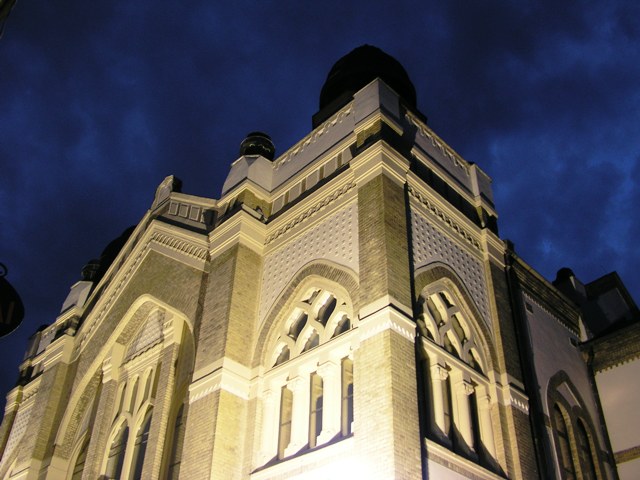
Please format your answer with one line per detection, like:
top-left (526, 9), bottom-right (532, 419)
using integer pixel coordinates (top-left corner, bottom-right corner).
top-left (1, 46), bottom-right (638, 479)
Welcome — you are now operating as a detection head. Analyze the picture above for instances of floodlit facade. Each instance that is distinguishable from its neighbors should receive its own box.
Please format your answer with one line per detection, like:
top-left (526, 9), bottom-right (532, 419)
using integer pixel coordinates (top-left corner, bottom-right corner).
top-left (1, 46), bottom-right (638, 479)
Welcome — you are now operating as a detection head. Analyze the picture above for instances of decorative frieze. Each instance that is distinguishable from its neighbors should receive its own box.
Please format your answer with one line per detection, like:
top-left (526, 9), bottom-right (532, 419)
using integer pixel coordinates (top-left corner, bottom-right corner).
top-left (150, 232), bottom-right (208, 261)
top-left (265, 182), bottom-right (356, 245)
top-left (411, 207), bottom-right (490, 327)
top-left (408, 186), bottom-right (480, 250)
top-left (260, 202), bottom-right (358, 323)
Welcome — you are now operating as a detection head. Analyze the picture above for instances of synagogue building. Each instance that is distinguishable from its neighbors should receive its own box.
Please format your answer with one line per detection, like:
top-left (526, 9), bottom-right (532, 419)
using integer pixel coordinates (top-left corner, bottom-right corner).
top-left (1, 46), bottom-right (638, 479)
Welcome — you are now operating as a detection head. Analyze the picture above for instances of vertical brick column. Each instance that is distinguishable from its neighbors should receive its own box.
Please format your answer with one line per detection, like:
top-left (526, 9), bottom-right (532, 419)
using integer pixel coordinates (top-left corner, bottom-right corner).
top-left (82, 377), bottom-right (118, 479)
top-left (180, 392), bottom-right (219, 478)
top-left (488, 261), bottom-right (538, 479)
top-left (358, 173), bottom-right (412, 310)
top-left (355, 327), bottom-right (422, 479)
top-left (183, 239), bottom-right (262, 478)
top-left (0, 389), bottom-right (20, 459)
top-left (354, 170), bottom-right (421, 478)
top-left (9, 342), bottom-right (77, 477)
top-left (141, 342), bottom-right (178, 479)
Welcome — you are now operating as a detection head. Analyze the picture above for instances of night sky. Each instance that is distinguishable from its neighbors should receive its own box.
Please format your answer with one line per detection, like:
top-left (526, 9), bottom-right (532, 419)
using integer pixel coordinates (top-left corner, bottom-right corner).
top-left (1, 2), bottom-right (639, 413)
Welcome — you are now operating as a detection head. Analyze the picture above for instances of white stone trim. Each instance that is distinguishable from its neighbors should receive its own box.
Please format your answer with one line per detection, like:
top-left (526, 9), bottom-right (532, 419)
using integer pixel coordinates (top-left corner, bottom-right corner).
top-left (358, 306), bottom-right (416, 343)
top-left (189, 358), bottom-right (251, 403)
top-left (274, 104), bottom-right (353, 169)
top-left (209, 209), bottom-right (266, 257)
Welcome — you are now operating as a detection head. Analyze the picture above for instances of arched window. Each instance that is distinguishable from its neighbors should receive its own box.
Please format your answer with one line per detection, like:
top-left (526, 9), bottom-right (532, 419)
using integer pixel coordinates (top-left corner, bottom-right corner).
top-left (341, 358), bottom-right (354, 436)
top-left (417, 284), bottom-right (495, 466)
top-left (278, 387), bottom-right (293, 459)
top-left (130, 409), bottom-right (152, 479)
top-left (105, 423), bottom-right (128, 480)
top-left (309, 373), bottom-right (324, 448)
top-left (259, 281), bottom-right (356, 465)
top-left (576, 419), bottom-right (597, 480)
top-left (553, 404), bottom-right (576, 480)
top-left (70, 439), bottom-right (88, 480)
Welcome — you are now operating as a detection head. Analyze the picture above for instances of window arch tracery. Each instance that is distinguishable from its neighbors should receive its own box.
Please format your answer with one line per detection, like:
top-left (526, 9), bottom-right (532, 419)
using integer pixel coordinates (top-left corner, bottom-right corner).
top-left (258, 280), bottom-right (356, 466)
top-left (417, 283), bottom-right (497, 468)
top-left (548, 373), bottom-right (603, 480)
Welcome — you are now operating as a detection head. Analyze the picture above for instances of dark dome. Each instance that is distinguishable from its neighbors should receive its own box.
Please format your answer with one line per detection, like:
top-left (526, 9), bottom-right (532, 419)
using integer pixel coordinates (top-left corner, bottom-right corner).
top-left (239, 132), bottom-right (276, 160)
top-left (319, 45), bottom-right (417, 113)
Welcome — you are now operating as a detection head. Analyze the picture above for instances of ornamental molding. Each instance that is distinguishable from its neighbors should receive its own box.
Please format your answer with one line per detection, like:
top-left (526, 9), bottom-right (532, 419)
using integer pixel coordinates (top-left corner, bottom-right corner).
top-left (358, 308), bottom-right (416, 344)
top-left (405, 111), bottom-right (470, 174)
top-left (506, 387), bottom-right (530, 414)
top-left (265, 181), bottom-right (356, 245)
top-left (275, 105), bottom-right (353, 168)
top-left (78, 244), bottom-right (150, 351)
top-left (78, 228), bottom-right (207, 351)
top-left (408, 185), bottom-right (481, 251)
top-left (189, 363), bottom-right (251, 403)
top-left (150, 231), bottom-right (209, 261)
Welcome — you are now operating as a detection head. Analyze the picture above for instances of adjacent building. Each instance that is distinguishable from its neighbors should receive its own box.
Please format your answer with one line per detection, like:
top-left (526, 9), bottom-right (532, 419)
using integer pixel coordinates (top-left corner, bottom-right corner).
top-left (1, 45), bottom-right (638, 479)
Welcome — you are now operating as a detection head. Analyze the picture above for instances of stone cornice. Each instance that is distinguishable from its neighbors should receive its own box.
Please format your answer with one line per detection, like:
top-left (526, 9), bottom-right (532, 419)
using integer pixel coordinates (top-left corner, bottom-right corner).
top-left (149, 230), bottom-right (209, 267)
top-left (189, 358), bottom-right (251, 403)
top-left (351, 141), bottom-right (410, 187)
top-left (405, 111), bottom-right (471, 175)
top-left (511, 255), bottom-right (580, 335)
top-left (587, 320), bottom-right (640, 372)
top-left (358, 304), bottom-right (416, 344)
top-left (274, 104), bottom-right (353, 169)
top-left (209, 209), bottom-right (266, 257)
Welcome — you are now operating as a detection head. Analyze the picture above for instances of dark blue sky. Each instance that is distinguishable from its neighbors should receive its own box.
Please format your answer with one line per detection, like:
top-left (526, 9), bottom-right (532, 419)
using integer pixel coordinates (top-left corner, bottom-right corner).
top-left (1, 1), bottom-right (639, 411)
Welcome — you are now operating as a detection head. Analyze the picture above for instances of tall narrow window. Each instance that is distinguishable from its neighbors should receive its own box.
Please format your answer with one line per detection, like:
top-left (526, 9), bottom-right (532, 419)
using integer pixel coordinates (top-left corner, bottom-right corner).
top-left (309, 373), bottom-right (324, 447)
top-left (554, 405), bottom-right (576, 480)
top-left (166, 404), bottom-right (185, 479)
top-left (278, 387), bottom-right (293, 459)
top-left (105, 424), bottom-right (128, 480)
top-left (131, 409), bottom-right (152, 480)
top-left (576, 419), bottom-right (597, 480)
top-left (70, 440), bottom-right (88, 480)
top-left (341, 358), bottom-right (354, 436)
top-left (469, 392), bottom-right (483, 460)
top-left (129, 377), bottom-right (139, 413)
top-left (142, 369), bottom-right (154, 401)
top-left (443, 376), bottom-right (453, 443)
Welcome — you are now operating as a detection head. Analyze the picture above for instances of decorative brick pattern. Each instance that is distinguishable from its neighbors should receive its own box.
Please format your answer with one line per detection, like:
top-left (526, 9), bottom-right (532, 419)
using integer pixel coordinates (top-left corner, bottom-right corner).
top-left (260, 203), bottom-right (358, 323)
top-left (412, 208), bottom-right (490, 328)
top-left (124, 309), bottom-right (164, 362)
top-left (0, 404), bottom-right (32, 472)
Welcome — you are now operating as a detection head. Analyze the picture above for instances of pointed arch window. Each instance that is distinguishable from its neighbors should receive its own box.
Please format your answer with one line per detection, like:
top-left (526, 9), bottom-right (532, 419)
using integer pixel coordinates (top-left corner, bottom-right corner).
top-left (70, 439), bottom-right (88, 480)
top-left (576, 419), bottom-right (597, 480)
top-left (105, 423), bottom-right (128, 480)
top-left (553, 404), bottom-right (576, 480)
top-left (261, 281), bottom-right (356, 465)
top-left (417, 284), bottom-right (496, 468)
top-left (130, 409), bottom-right (152, 479)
